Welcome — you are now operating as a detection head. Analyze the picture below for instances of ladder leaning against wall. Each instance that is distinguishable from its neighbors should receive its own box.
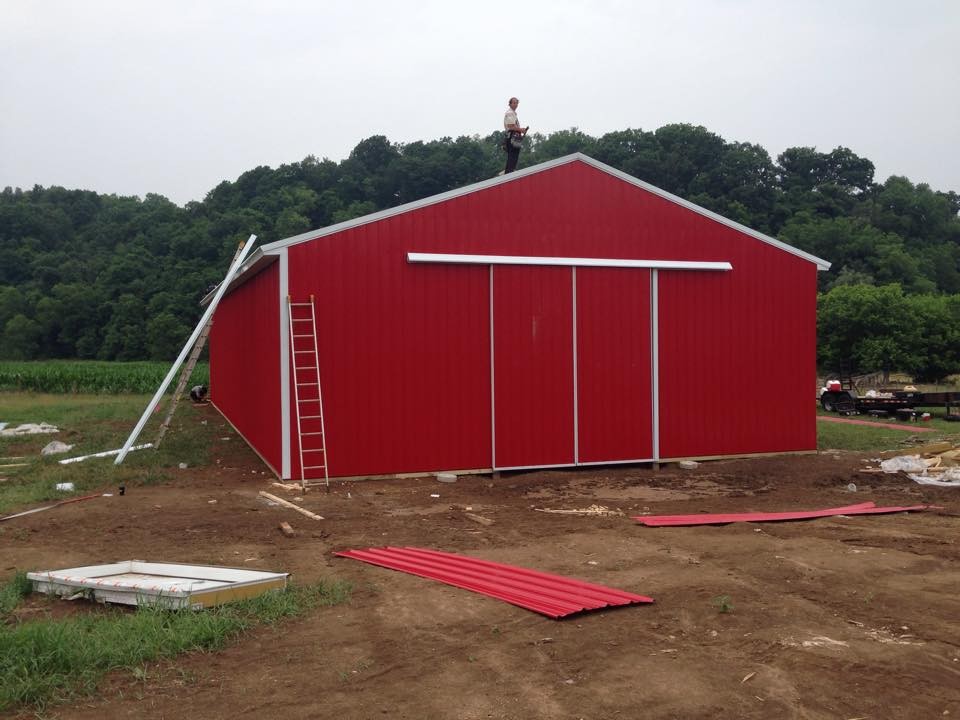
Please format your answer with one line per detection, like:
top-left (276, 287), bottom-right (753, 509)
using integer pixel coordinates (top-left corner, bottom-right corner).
top-left (287, 295), bottom-right (329, 489)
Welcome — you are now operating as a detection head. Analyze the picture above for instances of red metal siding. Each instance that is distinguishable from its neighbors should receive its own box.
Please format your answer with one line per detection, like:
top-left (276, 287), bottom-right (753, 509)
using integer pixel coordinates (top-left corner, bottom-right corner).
top-left (576, 268), bottom-right (653, 462)
top-left (493, 265), bottom-right (574, 469)
top-left (657, 250), bottom-right (817, 459)
top-left (263, 158), bottom-right (819, 478)
top-left (288, 244), bottom-right (491, 479)
top-left (210, 263), bottom-right (282, 474)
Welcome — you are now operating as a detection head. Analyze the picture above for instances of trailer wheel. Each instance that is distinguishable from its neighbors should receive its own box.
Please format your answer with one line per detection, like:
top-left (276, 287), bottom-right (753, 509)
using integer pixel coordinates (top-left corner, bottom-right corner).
top-left (821, 393), bottom-right (837, 412)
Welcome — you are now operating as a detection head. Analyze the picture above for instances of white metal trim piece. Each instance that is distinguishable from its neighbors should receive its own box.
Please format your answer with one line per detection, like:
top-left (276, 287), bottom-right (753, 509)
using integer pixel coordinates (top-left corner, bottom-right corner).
top-left (279, 248), bottom-right (291, 480)
top-left (651, 269), bottom-right (660, 462)
top-left (576, 457), bottom-right (656, 467)
top-left (493, 462), bottom-right (580, 472)
top-left (408, 253), bottom-right (732, 271)
top-left (489, 265), bottom-right (497, 471)
top-left (572, 267), bottom-right (579, 465)
top-left (253, 153), bottom-right (829, 271)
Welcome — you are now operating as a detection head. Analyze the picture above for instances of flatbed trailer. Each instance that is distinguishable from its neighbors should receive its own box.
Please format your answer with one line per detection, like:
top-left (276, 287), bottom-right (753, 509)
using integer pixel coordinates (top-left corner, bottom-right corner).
top-left (820, 388), bottom-right (960, 420)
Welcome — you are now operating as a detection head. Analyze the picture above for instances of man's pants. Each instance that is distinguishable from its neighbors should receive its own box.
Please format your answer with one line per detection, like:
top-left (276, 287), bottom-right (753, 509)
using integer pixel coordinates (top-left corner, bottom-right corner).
top-left (504, 145), bottom-right (520, 173)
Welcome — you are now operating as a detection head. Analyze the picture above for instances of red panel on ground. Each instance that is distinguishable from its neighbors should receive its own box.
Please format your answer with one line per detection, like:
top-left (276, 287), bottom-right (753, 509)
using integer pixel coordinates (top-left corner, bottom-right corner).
top-left (576, 267), bottom-right (653, 463)
top-left (634, 501), bottom-right (937, 526)
top-left (493, 266), bottom-right (574, 468)
top-left (816, 416), bottom-right (935, 432)
top-left (335, 546), bottom-right (653, 618)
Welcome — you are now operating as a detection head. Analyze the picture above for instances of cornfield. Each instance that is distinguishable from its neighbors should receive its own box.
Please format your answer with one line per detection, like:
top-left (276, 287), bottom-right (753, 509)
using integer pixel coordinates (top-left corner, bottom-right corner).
top-left (0, 361), bottom-right (210, 394)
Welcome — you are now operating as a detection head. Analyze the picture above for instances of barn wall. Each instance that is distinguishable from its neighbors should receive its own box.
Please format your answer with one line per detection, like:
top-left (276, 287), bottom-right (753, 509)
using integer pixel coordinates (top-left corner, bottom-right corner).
top-left (282, 159), bottom-right (817, 477)
top-left (210, 262), bottom-right (282, 475)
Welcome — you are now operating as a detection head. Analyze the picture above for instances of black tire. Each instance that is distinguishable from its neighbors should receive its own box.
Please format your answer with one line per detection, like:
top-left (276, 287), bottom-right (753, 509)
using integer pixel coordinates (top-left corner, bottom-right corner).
top-left (821, 393), bottom-right (837, 412)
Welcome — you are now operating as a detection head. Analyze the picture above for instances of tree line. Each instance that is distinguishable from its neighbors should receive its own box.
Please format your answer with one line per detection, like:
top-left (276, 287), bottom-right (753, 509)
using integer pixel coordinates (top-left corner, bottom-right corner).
top-left (1, 125), bottom-right (959, 379)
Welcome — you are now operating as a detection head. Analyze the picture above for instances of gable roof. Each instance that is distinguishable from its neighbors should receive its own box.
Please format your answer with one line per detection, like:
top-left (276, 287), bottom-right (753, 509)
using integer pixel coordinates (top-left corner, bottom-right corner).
top-left (253, 152), bottom-right (830, 271)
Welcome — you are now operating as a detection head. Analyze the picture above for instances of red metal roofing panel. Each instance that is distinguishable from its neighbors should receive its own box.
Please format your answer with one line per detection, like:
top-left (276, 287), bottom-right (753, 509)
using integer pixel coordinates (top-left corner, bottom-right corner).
top-left (634, 502), bottom-right (937, 527)
top-left (335, 546), bottom-right (653, 618)
top-left (576, 267), bottom-right (653, 462)
top-left (493, 266), bottom-right (575, 468)
top-left (816, 416), bottom-right (936, 432)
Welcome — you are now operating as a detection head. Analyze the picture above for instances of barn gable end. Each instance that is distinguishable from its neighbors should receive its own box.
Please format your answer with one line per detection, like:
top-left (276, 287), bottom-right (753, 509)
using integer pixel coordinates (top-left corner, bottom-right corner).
top-left (210, 154), bottom-right (826, 481)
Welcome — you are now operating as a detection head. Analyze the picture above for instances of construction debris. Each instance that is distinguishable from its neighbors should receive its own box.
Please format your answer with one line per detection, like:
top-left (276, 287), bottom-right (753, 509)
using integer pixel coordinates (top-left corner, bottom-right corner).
top-left (258, 491), bottom-right (324, 520)
top-left (1, 422), bottom-right (59, 437)
top-left (634, 501), bottom-right (937, 527)
top-left (59, 444), bottom-right (153, 465)
top-left (464, 512), bottom-right (494, 526)
top-left (0, 493), bottom-right (107, 523)
top-left (279, 521), bottom-right (297, 537)
top-left (534, 504), bottom-right (625, 516)
top-left (41, 441), bottom-right (74, 456)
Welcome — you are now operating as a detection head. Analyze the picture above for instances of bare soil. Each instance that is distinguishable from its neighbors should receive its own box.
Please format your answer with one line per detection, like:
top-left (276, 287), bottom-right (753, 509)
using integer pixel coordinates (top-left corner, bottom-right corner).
top-left (3, 407), bottom-right (959, 719)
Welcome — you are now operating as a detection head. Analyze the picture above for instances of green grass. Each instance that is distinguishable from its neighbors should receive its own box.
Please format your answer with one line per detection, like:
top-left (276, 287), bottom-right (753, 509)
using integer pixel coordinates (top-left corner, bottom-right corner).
top-left (0, 361), bottom-right (209, 394)
top-left (0, 392), bottom-right (223, 516)
top-left (0, 577), bottom-right (350, 712)
top-left (817, 406), bottom-right (960, 452)
top-left (0, 573), bottom-right (32, 616)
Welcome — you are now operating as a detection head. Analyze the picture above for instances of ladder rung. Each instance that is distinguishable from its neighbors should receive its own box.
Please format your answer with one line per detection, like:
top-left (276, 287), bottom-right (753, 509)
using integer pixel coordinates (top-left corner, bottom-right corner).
top-left (301, 431), bottom-right (324, 436)
top-left (289, 302), bottom-right (313, 306)
top-left (292, 318), bottom-right (312, 322)
top-left (295, 366), bottom-right (316, 371)
top-left (300, 415), bottom-right (322, 419)
top-left (298, 399), bottom-right (320, 404)
top-left (293, 334), bottom-right (314, 338)
top-left (294, 350), bottom-right (315, 353)
top-left (303, 465), bottom-right (327, 470)
top-left (302, 448), bottom-right (325, 453)
top-left (297, 382), bottom-right (319, 387)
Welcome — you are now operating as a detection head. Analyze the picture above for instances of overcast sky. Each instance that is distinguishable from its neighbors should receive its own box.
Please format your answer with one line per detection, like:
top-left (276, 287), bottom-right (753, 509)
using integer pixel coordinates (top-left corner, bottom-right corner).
top-left (1, 0), bottom-right (957, 206)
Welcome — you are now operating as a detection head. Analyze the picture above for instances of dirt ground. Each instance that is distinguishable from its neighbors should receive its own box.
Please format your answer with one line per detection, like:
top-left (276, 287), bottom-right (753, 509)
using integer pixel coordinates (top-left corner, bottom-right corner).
top-left (3, 407), bottom-right (959, 719)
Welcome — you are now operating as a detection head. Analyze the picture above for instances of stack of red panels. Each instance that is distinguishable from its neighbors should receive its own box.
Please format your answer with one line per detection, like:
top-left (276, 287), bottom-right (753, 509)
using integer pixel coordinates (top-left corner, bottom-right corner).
top-left (335, 546), bottom-right (653, 619)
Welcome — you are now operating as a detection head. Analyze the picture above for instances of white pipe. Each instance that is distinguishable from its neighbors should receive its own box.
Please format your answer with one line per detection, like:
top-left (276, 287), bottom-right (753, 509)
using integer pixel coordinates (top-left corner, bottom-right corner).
top-left (115, 235), bottom-right (256, 464)
top-left (60, 443), bottom-right (153, 465)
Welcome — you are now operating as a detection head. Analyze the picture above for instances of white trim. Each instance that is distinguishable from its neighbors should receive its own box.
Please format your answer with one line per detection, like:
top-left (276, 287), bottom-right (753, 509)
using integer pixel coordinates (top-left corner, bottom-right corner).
top-left (572, 267), bottom-right (579, 465)
top-left (489, 265), bottom-right (496, 471)
top-left (279, 248), bottom-right (291, 480)
top-left (651, 269), bottom-right (660, 462)
top-left (255, 153), bottom-right (829, 271)
top-left (493, 462), bottom-right (579, 472)
top-left (408, 253), bottom-right (732, 271)
top-left (576, 457), bottom-right (656, 467)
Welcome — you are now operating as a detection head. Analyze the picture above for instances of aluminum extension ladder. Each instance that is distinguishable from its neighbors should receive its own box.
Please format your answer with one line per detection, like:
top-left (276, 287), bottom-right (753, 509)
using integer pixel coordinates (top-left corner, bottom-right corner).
top-left (287, 295), bottom-right (330, 489)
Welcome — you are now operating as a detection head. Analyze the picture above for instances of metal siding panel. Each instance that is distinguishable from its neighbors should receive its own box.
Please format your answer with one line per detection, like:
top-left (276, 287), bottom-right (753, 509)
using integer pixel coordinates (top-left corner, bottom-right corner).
top-left (657, 238), bottom-right (817, 458)
top-left (209, 264), bottom-right (281, 473)
top-left (493, 266), bottom-right (574, 469)
top-left (288, 227), bottom-right (491, 479)
top-left (336, 547), bottom-right (653, 618)
top-left (576, 267), bottom-right (653, 463)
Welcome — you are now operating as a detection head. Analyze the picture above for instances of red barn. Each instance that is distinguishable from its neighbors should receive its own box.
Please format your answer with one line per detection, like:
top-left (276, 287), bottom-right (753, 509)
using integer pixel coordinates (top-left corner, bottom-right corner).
top-left (209, 153), bottom-right (830, 482)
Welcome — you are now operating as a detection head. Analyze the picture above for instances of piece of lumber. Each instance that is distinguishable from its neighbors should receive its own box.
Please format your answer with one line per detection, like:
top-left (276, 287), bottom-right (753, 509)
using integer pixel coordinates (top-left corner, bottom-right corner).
top-left (258, 491), bottom-right (324, 520)
top-left (464, 512), bottom-right (494, 526)
top-left (0, 463), bottom-right (28, 469)
top-left (278, 521), bottom-right (296, 537)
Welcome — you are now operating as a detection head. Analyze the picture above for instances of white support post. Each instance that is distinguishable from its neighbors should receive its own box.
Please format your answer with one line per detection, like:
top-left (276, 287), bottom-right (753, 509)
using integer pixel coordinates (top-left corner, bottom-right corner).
top-left (114, 235), bottom-right (257, 465)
